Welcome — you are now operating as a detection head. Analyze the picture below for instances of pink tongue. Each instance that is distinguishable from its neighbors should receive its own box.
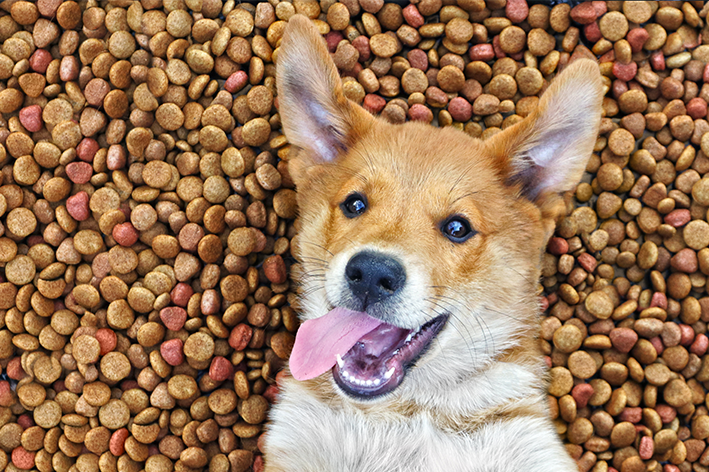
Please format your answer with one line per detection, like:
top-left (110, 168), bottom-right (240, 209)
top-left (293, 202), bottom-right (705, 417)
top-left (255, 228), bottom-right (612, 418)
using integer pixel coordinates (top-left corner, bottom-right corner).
top-left (289, 307), bottom-right (383, 381)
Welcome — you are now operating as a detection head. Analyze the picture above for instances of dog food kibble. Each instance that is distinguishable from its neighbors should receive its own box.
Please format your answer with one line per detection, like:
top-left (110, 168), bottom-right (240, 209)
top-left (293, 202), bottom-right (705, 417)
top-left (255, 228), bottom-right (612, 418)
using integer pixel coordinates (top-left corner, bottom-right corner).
top-left (0, 0), bottom-right (706, 470)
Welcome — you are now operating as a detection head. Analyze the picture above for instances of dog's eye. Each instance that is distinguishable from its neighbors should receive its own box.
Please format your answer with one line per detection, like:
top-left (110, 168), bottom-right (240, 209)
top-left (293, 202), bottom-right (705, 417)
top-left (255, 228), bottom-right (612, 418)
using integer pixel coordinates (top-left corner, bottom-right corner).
top-left (441, 216), bottom-right (475, 243)
top-left (340, 193), bottom-right (367, 218)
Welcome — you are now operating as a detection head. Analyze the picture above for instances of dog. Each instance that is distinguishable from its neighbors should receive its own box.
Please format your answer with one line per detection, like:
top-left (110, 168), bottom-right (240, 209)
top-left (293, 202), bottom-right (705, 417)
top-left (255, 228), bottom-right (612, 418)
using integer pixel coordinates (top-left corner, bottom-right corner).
top-left (263, 14), bottom-right (603, 472)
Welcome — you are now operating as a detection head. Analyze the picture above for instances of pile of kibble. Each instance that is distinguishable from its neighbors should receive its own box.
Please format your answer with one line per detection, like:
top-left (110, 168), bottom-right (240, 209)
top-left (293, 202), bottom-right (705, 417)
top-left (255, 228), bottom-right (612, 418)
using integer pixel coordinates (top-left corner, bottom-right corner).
top-left (0, 0), bottom-right (707, 471)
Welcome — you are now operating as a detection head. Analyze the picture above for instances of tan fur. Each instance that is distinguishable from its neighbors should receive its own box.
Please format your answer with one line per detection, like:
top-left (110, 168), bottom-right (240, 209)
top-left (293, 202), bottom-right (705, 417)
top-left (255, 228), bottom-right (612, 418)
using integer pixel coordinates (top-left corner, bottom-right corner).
top-left (265, 15), bottom-right (603, 472)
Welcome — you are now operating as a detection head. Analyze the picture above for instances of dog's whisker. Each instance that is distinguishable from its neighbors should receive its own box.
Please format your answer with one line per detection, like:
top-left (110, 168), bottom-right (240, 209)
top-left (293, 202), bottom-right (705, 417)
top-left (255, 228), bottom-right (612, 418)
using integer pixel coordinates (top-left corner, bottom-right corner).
top-left (427, 291), bottom-right (497, 362)
top-left (298, 240), bottom-right (335, 257)
top-left (425, 298), bottom-right (477, 368)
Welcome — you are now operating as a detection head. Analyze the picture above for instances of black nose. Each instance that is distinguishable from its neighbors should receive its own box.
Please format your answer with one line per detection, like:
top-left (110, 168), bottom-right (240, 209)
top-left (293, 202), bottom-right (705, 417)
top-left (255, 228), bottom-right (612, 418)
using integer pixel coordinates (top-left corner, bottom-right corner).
top-left (345, 252), bottom-right (406, 308)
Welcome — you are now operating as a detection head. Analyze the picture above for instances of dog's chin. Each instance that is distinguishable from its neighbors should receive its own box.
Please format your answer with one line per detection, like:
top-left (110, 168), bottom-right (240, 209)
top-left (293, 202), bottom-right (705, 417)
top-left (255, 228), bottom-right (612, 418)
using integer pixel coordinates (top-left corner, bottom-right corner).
top-left (331, 314), bottom-right (448, 399)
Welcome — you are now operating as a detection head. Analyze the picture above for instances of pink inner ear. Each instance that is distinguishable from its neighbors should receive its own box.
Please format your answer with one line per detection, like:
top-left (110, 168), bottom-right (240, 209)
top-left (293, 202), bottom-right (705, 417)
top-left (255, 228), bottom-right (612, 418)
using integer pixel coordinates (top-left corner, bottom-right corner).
top-left (276, 15), bottom-right (352, 165)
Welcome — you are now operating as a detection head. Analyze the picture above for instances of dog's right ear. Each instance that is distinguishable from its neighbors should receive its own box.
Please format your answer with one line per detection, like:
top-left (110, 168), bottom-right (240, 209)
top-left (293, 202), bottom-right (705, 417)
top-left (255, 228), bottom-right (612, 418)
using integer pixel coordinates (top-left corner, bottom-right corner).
top-left (276, 15), bottom-right (373, 166)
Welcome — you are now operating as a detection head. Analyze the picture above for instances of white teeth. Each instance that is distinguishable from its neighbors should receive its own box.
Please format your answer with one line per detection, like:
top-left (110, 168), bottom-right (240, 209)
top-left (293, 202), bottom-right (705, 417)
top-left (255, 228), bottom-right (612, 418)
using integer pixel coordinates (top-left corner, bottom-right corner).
top-left (385, 367), bottom-right (395, 379)
top-left (336, 354), bottom-right (344, 368)
top-left (405, 333), bottom-right (413, 343)
top-left (365, 380), bottom-right (373, 386)
top-left (374, 378), bottom-right (381, 386)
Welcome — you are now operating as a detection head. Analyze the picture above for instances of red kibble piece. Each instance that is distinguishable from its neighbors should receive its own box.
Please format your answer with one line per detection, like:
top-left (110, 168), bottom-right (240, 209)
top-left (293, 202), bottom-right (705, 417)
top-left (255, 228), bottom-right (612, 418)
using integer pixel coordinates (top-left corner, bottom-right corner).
top-left (690, 333), bottom-right (708, 356)
top-left (363, 94), bottom-right (386, 114)
top-left (649, 336), bottom-right (664, 355)
top-left (540, 296), bottom-right (549, 311)
top-left (639, 436), bottom-right (654, 460)
top-left (408, 104), bottom-right (433, 123)
top-left (121, 380), bottom-right (139, 390)
top-left (0, 381), bottom-right (12, 407)
top-left (492, 35), bottom-right (506, 59)
top-left (592, 1), bottom-right (606, 15)
top-left (6, 358), bottom-right (25, 381)
top-left (544, 356), bottom-right (552, 368)
top-left (66, 162), bottom-right (93, 184)
top-left (95, 328), bottom-right (117, 355)
top-left (448, 97), bottom-right (472, 122)
top-left (664, 209), bottom-right (691, 228)
top-left (27, 236), bottom-right (44, 247)
top-left (469, 44), bottom-right (494, 62)
top-left (171, 283), bottom-right (193, 307)
top-left (650, 51), bottom-right (665, 71)
top-left (671, 248), bottom-right (698, 273)
top-left (160, 339), bottom-right (184, 366)
top-left (263, 255), bottom-right (287, 284)
top-left (679, 324), bottom-right (695, 346)
top-left (609, 327), bottom-right (638, 353)
top-left (584, 22), bottom-right (602, 42)
top-left (110, 428), bottom-right (130, 456)
top-left (229, 323), bottom-right (253, 351)
top-left (613, 61), bottom-right (637, 82)
top-left (29, 49), bottom-right (52, 73)
top-left (17, 415), bottom-right (33, 429)
top-left (209, 356), bottom-right (234, 381)
top-left (651, 292), bottom-right (668, 309)
top-left (600, 51), bottom-right (616, 65)
top-left (112, 222), bottom-right (139, 247)
top-left (160, 306), bottom-right (188, 331)
top-left (687, 97), bottom-right (708, 119)
top-left (627, 28), bottom-right (649, 53)
top-left (76, 138), bottom-right (99, 162)
top-left (547, 237), bottom-right (568, 255)
top-left (19, 105), bottom-right (43, 132)
top-left (149, 445), bottom-right (160, 456)
top-left (325, 31), bottom-right (343, 53)
top-left (53, 380), bottom-right (66, 392)
top-left (351, 36), bottom-right (370, 62)
top-left (12, 447), bottom-right (35, 470)
top-left (225, 71), bottom-right (248, 93)
top-left (505, 0), bottom-right (528, 23)
top-left (619, 407), bottom-right (642, 423)
top-left (263, 384), bottom-right (279, 403)
top-left (66, 191), bottom-right (90, 221)
top-left (408, 49), bottom-right (428, 71)
top-left (403, 4), bottom-right (424, 28)
top-left (577, 253), bottom-right (597, 273)
top-left (275, 370), bottom-right (288, 386)
top-left (570, 2), bottom-right (597, 24)
top-left (253, 456), bottom-right (264, 472)
top-left (571, 383), bottom-right (594, 408)
top-left (656, 404), bottom-right (676, 423)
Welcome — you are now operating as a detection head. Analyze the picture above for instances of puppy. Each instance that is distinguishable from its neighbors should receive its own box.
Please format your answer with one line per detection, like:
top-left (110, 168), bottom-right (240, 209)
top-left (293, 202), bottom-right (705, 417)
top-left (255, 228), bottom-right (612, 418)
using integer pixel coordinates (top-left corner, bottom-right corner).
top-left (264, 14), bottom-right (603, 472)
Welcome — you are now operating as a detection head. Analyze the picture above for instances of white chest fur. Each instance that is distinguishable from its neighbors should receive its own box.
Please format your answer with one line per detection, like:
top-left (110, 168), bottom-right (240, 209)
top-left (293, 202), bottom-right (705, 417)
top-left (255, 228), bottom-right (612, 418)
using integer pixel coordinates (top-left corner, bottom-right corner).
top-left (263, 362), bottom-right (578, 472)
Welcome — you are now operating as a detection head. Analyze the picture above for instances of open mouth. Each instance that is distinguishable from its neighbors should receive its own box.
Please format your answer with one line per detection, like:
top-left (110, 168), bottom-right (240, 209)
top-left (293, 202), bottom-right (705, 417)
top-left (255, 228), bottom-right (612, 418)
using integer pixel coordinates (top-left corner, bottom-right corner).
top-left (332, 315), bottom-right (448, 398)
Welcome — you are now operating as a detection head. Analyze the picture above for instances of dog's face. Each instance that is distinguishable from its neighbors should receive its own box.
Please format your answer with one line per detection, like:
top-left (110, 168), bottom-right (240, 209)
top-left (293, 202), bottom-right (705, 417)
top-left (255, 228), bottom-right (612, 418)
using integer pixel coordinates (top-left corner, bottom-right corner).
top-left (276, 16), bottom-right (603, 401)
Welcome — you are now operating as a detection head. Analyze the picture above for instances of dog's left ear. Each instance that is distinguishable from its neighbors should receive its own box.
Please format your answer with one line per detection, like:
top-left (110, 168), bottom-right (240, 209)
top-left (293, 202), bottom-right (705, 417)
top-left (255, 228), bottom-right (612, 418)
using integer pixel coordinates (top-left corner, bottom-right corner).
top-left (276, 15), bottom-right (374, 167)
top-left (486, 59), bottom-right (604, 203)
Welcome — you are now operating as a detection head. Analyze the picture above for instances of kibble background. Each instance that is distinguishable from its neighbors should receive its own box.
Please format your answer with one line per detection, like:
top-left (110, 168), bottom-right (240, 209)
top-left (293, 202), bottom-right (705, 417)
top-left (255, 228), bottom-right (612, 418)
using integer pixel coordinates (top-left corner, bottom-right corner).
top-left (0, 0), bottom-right (707, 471)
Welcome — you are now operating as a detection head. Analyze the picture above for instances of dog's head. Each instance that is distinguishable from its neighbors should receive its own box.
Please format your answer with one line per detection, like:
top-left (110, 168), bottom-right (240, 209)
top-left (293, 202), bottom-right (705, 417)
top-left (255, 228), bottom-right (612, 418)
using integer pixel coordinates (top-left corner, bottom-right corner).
top-left (276, 15), bottom-right (603, 401)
